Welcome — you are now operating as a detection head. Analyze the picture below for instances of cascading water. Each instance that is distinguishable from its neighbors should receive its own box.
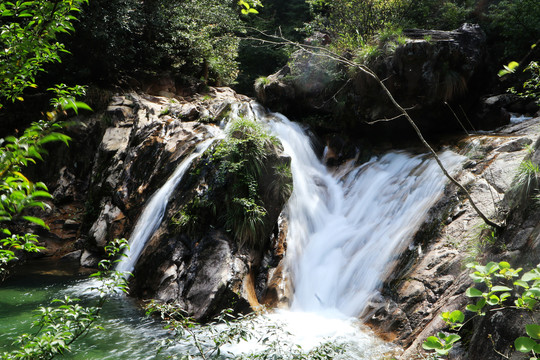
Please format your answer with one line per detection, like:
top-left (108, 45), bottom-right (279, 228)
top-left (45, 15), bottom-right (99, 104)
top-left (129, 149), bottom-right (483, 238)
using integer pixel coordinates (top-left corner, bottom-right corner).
top-left (116, 135), bottom-right (221, 275)
top-left (254, 105), bottom-right (464, 318)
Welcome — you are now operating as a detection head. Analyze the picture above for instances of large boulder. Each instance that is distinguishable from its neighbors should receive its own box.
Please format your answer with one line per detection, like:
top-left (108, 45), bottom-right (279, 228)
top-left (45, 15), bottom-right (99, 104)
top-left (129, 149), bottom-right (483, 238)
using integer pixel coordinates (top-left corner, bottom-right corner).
top-left (256, 24), bottom-right (498, 141)
top-left (69, 88), bottom-right (293, 321)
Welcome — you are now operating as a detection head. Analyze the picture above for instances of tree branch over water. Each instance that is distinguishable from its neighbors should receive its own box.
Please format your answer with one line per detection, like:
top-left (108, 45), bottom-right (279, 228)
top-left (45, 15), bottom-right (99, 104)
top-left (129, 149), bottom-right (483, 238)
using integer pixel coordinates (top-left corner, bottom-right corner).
top-left (244, 29), bottom-right (503, 230)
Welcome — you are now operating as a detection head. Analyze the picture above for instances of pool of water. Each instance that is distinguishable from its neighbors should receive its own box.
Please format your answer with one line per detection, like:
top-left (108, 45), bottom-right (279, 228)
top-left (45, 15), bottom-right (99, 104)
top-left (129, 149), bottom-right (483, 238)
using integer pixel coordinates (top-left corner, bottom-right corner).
top-left (0, 259), bottom-right (169, 359)
top-left (0, 259), bottom-right (396, 359)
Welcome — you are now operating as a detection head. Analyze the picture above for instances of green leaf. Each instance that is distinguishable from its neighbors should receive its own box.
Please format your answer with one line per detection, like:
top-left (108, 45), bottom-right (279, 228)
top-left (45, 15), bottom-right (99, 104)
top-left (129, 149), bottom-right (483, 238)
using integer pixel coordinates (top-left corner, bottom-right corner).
top-left (22, 216), bottom-right (48, 229)
top-left (515, 337), bottom-right (537, 352)
top-left (523, 270), bottom-right (540, 282)
top-left (466, 287), bottom-right (483, 297)
top-left (526, 324), bottom-right (540, 340)
top-left (499, 261), bottom-right (511, 269)
top-left (487, 294), bottom-right (499, 306)
top-left (444, 334), bottom-right (461, 345)
top-left (449, 310), bottom-right (464, 323)
top-left (423, 336), bottom-right (442, 350)
top-left (515, 280), bottom-right (530, 289)
top-left (492, 286), bottom-right (513, 292)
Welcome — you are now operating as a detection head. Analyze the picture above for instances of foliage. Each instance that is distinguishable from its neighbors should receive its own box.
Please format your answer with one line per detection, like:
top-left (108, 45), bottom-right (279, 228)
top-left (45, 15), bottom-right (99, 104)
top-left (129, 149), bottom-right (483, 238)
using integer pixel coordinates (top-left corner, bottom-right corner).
top-left (238, 0), bottom-right (262, 15)
top-left (65, 0), bottom-right (248, 86)
top-left (422, 261), bottom-right (540, 358)
top-left (212, 117), bottom-right (280, 248)
top-left (0, 120), bottom-right (69, 278)
top-left (0, 0), bottom-right (89, 108)
top-left (509, 61), bottom-right (540, 106)
top-left (0, 82), bottom-right (92, 279)
top-left (305, 0), bottom-right (409, 50)
top-left (422, 332), bottom-right (461, 356)
top-left (514, 324), bottom-right (540, 358)
top-left (400, 0), bottom-right (474, 30)
top-left (173, 116), bottom-right (291, 249)
top-left (487, 0), bottom-right (540, 60)
top-left (0, 238), bottom-right (130, 359)
top-left (509, 157), bottom-right (540, 206)
top-left (145, 301), bottom-right (344, 360)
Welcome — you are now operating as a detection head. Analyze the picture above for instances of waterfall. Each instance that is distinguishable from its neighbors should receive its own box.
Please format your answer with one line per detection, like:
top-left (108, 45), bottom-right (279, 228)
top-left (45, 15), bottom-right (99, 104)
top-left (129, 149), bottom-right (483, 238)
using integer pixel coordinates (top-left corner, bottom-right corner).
top-left (105, 102), bottom-right (464, 357)
top-left (116, 136), bottom-right (220, 275)
top-left (116, 102), bottom-right (463, 319)
top-left (259, 108), bottom-right (465, 317)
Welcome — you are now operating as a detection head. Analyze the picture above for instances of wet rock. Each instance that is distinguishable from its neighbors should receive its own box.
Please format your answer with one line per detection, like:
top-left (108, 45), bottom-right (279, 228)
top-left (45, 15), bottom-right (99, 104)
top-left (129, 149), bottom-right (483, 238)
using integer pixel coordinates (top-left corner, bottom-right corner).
top-left (257, 24), bottom-right (495, 139)
top-left (60, 250), bottom-right (82, 262)
top-left (100, 127), bottom-right (132, 154)
top-left (63, 219), bottom-right (79, 231)
top-left (52, 167), bottom-right (77, 203)
top-left (88, 200), bottom-right (126, 250)
top-left (80, 249), bottom-right (100, 268)
top-left (371, 117), bottom-right (540, 356)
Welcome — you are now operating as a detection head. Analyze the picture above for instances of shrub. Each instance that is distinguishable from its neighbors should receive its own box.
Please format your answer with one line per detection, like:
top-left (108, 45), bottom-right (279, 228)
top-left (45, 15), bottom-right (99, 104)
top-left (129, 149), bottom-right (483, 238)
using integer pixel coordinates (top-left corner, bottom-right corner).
top-left (213, 117), bottom-right (280, 248)
top-left (173, 116), bottom-right (291, 250)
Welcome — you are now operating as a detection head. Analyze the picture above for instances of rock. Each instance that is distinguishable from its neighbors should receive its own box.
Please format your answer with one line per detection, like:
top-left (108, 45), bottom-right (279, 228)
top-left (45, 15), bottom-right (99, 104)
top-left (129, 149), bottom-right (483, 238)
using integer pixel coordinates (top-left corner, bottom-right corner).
top-left (257, 24), bottom-right (497, 140)
top-left (63, 219), bottom-right (79, 231)
top-left (88, 200), bottom-right (126, 249)
top-left (105, 105), bottom-right (135, 124)
top-left (100, 127), bottom-right (132, 154)
top-left (52, 167), bottom-right (77, 203)
top-left (370, 117), bottom-right (540, 356)
top-left (60, 250), bottom-right (82, 262)
top-left (80, 249), bottom-right (100, 268)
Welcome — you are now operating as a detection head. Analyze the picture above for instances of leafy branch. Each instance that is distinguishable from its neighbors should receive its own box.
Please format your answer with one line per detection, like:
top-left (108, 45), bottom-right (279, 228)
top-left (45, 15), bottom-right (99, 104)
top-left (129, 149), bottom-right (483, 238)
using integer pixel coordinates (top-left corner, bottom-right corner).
top-left (423, 261), bottom-right (540, 358)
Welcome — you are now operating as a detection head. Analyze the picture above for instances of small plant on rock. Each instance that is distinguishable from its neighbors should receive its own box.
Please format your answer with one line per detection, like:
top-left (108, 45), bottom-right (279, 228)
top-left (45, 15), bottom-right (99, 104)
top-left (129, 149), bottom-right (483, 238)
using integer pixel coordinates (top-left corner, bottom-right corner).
top-left (423, 261), bottom-right (540, 358)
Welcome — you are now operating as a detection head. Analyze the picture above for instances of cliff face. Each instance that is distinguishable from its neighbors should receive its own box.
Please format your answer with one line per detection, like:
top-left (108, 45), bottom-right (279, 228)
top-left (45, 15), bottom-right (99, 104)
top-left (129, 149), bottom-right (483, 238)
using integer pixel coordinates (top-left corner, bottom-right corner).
top-left (34, 88), bottom-right (291, 321)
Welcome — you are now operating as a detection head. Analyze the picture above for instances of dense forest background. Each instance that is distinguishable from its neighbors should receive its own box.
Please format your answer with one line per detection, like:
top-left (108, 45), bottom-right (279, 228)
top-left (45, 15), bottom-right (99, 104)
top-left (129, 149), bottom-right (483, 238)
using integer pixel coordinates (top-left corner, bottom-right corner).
top-left (28, 0), bottom-right (540, 100)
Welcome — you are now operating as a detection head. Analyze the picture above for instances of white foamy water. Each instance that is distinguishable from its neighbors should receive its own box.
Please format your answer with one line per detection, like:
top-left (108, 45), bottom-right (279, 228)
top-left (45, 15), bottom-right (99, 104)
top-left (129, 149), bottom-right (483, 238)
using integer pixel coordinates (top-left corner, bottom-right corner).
top-left (252, 105), bottom-right (465, 317)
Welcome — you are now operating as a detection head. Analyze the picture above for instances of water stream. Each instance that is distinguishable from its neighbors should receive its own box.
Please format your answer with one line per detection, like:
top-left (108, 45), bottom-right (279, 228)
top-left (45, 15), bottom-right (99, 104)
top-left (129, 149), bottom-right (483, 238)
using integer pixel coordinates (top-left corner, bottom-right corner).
top-left (254, 105), bottom-right (465, 317)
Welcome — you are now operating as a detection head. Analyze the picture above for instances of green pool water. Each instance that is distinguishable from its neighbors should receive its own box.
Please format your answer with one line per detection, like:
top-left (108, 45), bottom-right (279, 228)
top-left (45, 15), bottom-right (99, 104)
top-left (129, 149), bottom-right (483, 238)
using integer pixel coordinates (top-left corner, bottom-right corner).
top-left (0, 259), bottom-right (170, 359)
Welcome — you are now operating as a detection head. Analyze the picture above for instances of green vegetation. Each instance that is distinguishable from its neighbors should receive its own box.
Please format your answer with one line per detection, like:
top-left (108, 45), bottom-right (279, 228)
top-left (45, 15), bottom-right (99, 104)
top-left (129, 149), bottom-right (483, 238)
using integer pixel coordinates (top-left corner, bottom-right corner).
top-left (423, 261), bottom-right (540, 358)
top-left (301, 0), bottom-right (539, 69)
top-left (67, 0), bottom-right (246, 86)
top-left (488, 0), bottom-right (540, 60)
top-left (173, 116), bottom-right (292, 249)
top-left (509, 61), bottom-right (540, 106)
top-left (173, 117), bottom-right (292, 248)
top-left (214, 117), bottom-right (282, 248)
top-left (0, 0), bottom-right (89, 107)
top-left (0, 238), bottom-right (129, 359)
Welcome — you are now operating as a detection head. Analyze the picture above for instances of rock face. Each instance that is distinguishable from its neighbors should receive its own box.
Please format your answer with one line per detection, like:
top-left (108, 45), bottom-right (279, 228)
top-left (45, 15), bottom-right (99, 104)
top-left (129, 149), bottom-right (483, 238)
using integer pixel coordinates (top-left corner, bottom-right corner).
top-left (35, 87), bottom-right (291, 321)
top-left (256, 24), bottom-right (501, 141)
top-left (363, 117), bottom-right (540, 359)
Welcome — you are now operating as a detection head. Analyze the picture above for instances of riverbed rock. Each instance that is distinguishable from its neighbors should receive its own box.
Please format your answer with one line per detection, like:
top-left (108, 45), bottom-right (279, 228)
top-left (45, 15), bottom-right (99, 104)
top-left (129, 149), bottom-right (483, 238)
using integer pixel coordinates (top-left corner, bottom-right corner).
top-left (34, 88), bottom-right (292, 320)
top-left (126, 101), bottom-right (293, 320)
